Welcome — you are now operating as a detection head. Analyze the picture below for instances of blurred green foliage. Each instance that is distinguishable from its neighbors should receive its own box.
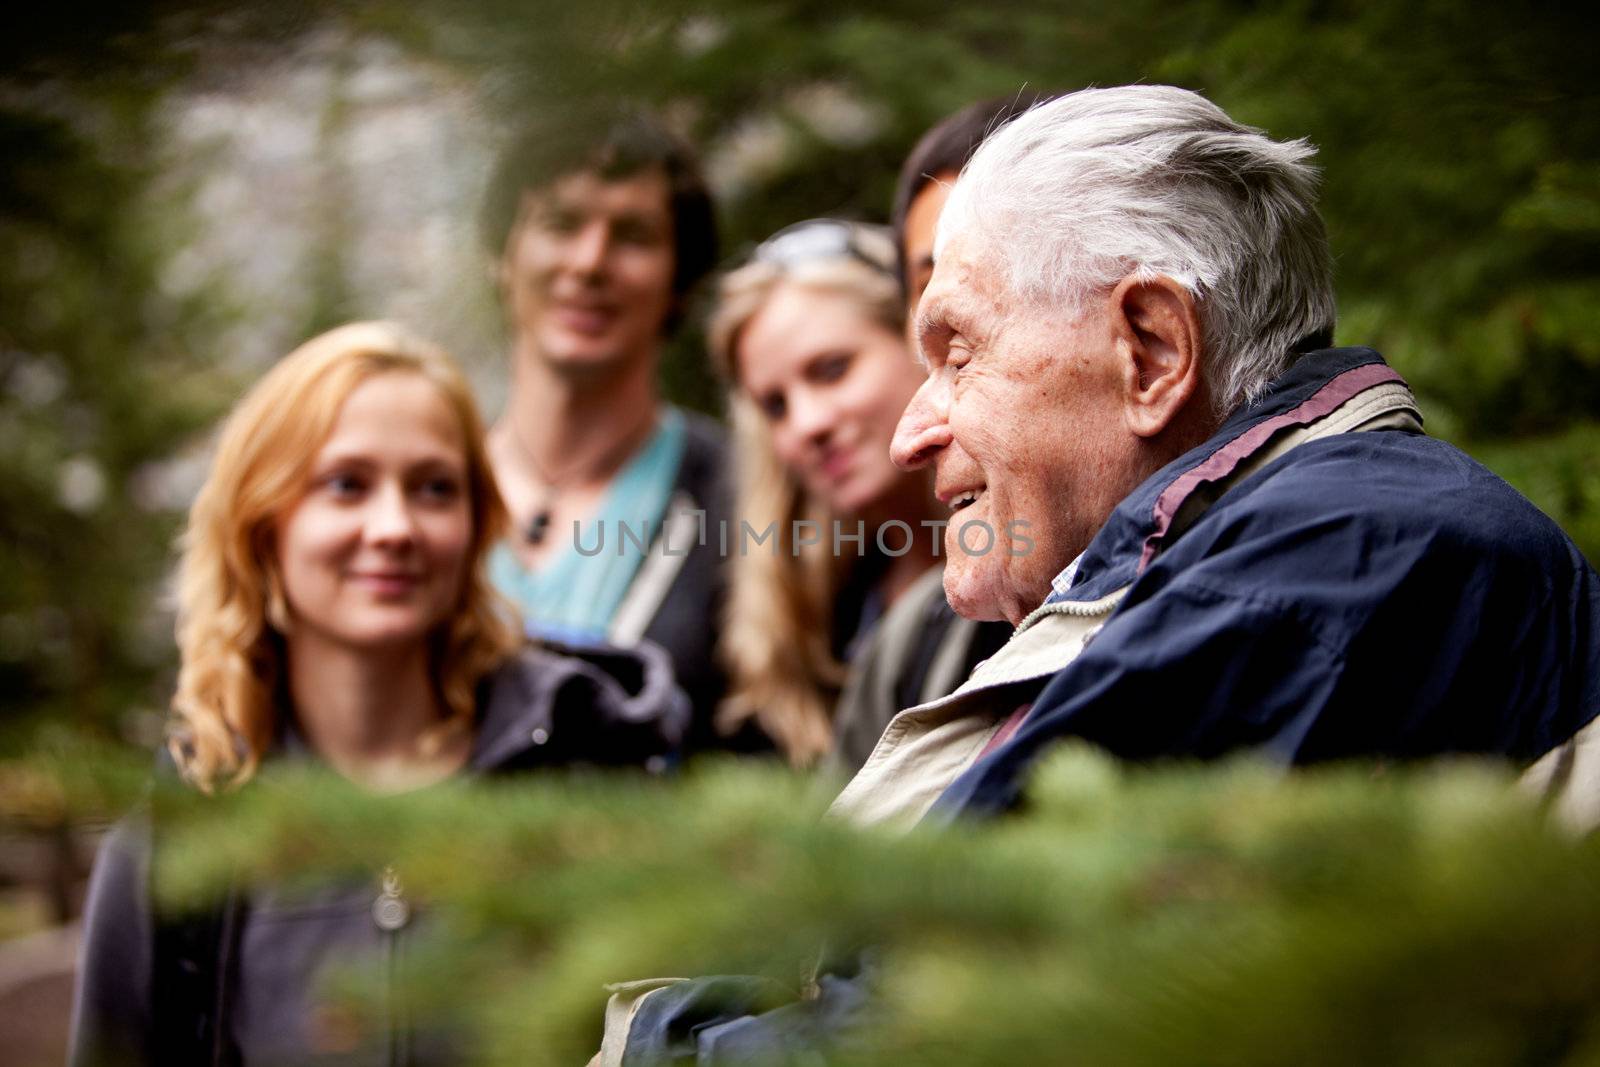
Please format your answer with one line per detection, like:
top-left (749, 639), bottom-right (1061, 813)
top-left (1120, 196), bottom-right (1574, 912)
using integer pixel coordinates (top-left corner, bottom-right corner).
top-left (11, 746), bottom-right (1600, 1064)
top-left (3, 0), bottom-right (1598, 746)
top-left (0, 27), bottom-right (238, 753)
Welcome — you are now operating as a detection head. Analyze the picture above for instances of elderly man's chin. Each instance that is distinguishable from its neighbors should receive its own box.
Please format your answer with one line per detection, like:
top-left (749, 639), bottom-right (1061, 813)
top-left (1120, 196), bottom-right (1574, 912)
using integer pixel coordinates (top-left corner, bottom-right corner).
top-left (941, 554), bottom-right (1026, 625)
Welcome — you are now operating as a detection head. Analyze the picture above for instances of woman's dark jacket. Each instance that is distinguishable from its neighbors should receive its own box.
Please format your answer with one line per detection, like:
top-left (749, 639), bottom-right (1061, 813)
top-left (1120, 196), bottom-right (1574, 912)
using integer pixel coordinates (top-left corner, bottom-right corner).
top-left (68, 641), bottom-right (687, 1067)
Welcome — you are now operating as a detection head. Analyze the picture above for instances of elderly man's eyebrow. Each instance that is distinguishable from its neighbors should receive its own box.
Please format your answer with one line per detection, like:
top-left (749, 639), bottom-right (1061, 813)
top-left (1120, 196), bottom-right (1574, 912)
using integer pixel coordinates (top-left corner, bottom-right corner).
top-left (920, 294), bottom-right (966, 337)
top-left (914, 307), bottom-right (955, 366)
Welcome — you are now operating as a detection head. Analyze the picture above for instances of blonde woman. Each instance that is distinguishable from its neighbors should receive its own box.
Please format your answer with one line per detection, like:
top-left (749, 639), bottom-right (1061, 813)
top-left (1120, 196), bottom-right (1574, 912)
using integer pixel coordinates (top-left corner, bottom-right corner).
top-left (70, 322), bottom-right (685, 1066)
top-left (710, 221), bottom-right (969, 768)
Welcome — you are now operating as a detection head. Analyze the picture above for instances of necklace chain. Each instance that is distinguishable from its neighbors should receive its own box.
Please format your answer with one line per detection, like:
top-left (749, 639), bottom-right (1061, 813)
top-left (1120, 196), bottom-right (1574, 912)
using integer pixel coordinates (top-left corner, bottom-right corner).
top-left (503, 406), bottom-right (655, 546)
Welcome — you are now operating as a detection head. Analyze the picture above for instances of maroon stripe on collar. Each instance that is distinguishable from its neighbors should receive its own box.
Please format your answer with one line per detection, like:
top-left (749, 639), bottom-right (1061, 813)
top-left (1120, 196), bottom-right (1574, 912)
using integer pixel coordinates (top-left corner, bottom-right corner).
top-left (979, 702), bottom-right (1033, 759)
top-left (1138, 362), bottom-right (1405, 572)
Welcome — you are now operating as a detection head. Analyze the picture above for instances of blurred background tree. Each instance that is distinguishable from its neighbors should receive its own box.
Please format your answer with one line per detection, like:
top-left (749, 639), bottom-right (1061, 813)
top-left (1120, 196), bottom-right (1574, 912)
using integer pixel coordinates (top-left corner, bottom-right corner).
top-left (3, 0), bottom-right (1597, 753)
top-left (1, 8), bottom-right (233, 756)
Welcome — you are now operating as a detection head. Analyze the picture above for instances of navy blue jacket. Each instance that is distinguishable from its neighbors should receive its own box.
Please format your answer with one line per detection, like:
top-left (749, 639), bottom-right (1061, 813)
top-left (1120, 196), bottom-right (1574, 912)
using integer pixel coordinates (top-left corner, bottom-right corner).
top-left (935, 347), bottom-right (1600, 818)
top-left (611, 347), bottom-right (1600, 1065)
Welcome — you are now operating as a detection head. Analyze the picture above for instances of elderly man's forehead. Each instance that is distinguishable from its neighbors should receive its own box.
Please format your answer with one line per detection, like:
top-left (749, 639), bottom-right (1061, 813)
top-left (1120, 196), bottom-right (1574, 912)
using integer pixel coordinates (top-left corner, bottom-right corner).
top-left (925, 239), bottom-right (1009, 311)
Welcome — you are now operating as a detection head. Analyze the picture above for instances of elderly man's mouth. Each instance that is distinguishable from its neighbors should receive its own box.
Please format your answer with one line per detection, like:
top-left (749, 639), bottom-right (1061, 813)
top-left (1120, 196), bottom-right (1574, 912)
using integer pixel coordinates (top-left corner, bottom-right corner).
top-left (946, 488), bottom-right (985, 513)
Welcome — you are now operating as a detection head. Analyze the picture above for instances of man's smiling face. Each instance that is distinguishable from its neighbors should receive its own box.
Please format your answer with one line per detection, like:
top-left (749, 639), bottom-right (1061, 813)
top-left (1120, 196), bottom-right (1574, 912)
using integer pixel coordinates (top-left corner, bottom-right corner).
top-left (499, 167), bottom-right (676, 377)
top-left (890, 233), bottom-right (1145, 624)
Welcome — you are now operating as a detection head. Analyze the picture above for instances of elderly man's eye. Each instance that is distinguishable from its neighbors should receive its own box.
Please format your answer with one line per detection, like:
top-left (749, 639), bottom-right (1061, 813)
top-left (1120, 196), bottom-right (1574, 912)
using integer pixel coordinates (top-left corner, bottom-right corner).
top-left (947, 341), bottom-right (974, 374)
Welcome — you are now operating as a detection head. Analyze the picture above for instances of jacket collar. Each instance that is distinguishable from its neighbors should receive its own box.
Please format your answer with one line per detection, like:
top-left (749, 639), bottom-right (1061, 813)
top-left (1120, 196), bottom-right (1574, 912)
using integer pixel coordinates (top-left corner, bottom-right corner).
top-left (469, 639), bottom-right (686, 771)
top-left (259, 640), bottom-right (685, 777)
top-left (1053, 347), bottom-right (1409, 605)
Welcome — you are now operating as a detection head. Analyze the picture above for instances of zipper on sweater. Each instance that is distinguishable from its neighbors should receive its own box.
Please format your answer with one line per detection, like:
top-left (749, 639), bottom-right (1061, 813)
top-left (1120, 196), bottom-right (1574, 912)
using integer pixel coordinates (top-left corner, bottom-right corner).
top-left (372, 865), bottom-right (411, 1067)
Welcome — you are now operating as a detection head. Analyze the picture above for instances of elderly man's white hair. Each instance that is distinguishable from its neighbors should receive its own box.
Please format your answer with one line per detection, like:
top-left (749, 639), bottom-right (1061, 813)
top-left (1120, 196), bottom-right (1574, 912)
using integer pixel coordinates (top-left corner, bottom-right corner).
top-left (937, 85), bottom-right (1337, 414)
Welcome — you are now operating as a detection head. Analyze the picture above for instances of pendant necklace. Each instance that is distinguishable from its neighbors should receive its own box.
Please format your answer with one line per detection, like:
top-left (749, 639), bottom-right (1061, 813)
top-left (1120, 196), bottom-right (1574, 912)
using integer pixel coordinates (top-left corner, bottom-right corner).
top-left (525, 494), bottom-right (554, 545)
top-left (514, 422), bottom-right (560, 546)
top-left (507, 410), bottom-right (652, 548)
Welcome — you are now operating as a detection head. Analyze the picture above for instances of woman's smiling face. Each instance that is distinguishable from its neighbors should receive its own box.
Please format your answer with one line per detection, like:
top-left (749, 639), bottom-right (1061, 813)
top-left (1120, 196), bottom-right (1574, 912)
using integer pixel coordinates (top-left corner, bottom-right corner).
top-left (736, 280), bottom-right (926, 517)
top-left (273, 372), bottom-right (473, 652)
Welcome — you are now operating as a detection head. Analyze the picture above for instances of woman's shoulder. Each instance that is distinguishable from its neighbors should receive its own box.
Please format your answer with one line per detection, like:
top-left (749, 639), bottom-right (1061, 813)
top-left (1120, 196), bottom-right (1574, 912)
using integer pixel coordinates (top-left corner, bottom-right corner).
top-left (469, 640), bottom-right (690, 772)
top-left (71, 816), bottom-right (156, 1066)
top-left (828, 568), bottom-right (1013, 776)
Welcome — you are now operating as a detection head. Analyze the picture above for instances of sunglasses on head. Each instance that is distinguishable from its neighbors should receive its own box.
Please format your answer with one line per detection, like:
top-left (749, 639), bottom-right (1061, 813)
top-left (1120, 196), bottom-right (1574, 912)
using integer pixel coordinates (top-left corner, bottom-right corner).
top-left (751, 218), bottom-right (897, 277)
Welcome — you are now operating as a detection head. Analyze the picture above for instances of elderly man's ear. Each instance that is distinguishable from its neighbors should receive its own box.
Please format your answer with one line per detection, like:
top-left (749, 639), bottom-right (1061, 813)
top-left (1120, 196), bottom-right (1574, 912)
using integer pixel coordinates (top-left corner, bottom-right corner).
top-left (1109, 275), bottom-right (1205, 439)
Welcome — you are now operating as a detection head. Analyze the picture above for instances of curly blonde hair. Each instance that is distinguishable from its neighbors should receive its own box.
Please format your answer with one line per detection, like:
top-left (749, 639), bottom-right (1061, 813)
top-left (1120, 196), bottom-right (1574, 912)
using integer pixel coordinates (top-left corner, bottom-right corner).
top-left (708, 237), bottom-right (905, 765)
top-left (171, 322), bottom-right (522, 791)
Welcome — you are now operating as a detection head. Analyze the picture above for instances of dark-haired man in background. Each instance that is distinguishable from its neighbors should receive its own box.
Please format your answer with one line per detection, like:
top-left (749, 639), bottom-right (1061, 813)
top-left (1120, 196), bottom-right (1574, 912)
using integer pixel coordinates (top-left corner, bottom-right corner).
top-left (481, 111), bottom-right (734, 751)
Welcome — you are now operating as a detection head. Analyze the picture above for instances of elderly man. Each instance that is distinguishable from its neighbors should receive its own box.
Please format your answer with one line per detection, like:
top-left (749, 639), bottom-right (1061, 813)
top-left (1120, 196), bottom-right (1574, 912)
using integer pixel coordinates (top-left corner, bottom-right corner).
top-left (603, 86), bottom-right (1600, 1062)
top-left (828, 84), bottom-right (1600, 825)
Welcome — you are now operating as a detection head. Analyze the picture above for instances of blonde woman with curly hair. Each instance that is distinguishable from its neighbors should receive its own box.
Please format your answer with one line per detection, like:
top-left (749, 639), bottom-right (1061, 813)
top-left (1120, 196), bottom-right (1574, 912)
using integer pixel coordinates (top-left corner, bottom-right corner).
top-left (71, 322), bottom-right (685, 1066)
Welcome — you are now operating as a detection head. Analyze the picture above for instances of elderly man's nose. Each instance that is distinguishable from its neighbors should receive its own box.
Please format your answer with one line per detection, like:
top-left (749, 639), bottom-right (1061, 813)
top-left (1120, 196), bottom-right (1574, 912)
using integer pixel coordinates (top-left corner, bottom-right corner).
top-left (890, 375), bottom-right (952, 470)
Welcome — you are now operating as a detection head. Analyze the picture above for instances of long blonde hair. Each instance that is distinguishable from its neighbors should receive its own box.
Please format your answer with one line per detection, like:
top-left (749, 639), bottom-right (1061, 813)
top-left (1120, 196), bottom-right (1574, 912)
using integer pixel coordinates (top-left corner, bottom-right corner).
top-left (708, 233), bottom-right (905, 765)
top-left (170, 322), bottom-right (521, 790)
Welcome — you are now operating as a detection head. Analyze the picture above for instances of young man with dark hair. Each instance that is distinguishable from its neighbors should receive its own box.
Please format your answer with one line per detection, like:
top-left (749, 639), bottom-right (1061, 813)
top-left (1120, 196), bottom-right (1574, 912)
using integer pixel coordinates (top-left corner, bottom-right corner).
top-left (482, 108), bottom-right (733, 751)
top-left (890, 91), bottom-right (1052, 313)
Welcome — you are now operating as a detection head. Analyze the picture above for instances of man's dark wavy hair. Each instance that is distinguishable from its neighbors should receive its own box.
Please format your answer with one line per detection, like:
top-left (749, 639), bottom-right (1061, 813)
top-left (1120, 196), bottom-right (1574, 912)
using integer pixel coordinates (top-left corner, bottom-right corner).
top-left (890, 91), bottom-right (1056, 293)
top-left (480, 106), bottom-right (718, 331)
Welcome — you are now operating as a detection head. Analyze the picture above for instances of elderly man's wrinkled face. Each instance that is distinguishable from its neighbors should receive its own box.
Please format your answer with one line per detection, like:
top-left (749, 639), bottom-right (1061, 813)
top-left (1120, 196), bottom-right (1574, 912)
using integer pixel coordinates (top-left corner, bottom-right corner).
top-left (890, 234), bottom-right (1146, 625)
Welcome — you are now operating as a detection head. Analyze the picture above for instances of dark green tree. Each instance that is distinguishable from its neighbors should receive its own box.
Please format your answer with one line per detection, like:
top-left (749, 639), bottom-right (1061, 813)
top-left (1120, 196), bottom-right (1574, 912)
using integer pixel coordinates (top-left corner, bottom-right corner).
top-left (0, 17), bottom-right (235, 751)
